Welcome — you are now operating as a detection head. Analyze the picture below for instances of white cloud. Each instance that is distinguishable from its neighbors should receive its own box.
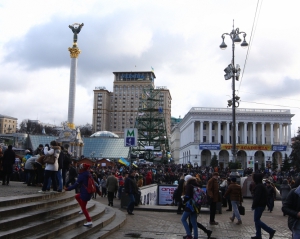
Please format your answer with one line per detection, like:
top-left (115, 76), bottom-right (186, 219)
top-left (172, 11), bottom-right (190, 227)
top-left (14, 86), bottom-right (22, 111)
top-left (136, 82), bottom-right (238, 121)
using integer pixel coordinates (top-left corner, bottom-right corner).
top-left (1, 0), bottom-right (300, 135)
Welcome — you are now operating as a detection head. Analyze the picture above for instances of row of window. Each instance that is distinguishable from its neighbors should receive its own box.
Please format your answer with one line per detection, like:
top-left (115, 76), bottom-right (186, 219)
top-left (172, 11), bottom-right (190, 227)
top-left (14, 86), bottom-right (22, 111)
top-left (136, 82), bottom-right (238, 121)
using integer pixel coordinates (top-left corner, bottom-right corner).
top-left (203, 124), bottom-right (266, 131)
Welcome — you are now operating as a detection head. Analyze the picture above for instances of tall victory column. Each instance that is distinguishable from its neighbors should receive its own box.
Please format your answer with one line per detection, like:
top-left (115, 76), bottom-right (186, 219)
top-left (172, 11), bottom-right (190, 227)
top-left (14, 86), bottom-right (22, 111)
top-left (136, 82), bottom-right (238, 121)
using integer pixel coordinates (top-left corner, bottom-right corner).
top-left (67, 23), bottom-right (84, 129)
top-left (56, 23), bottom-right (84, 159)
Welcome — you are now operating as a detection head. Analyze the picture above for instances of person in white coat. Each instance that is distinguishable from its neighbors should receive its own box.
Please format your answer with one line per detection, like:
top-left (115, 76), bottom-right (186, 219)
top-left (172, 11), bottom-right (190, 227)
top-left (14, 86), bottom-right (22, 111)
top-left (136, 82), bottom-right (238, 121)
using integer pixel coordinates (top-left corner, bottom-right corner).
top-left (38, 141), bottom-right (61, 193)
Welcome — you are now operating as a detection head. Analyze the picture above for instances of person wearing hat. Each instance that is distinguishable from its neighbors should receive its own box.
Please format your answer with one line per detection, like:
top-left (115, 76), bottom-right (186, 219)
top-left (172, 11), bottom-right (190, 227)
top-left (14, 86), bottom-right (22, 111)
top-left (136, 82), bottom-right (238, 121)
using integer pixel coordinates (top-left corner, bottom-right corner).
top-left (265, 180), bottom-right (276, 212)
top-left (65, 163), bottom-right (99, 227)
top-left (124, 169), bottom-right (139, 215)
top-left (207, 172), bottom-right (220, 225)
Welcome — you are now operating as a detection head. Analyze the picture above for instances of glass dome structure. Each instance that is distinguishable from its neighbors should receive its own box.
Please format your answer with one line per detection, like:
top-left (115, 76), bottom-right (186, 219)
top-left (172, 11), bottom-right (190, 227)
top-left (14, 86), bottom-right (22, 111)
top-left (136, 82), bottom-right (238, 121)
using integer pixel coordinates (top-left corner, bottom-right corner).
top-left (90, 131), bottom-right (119, 138)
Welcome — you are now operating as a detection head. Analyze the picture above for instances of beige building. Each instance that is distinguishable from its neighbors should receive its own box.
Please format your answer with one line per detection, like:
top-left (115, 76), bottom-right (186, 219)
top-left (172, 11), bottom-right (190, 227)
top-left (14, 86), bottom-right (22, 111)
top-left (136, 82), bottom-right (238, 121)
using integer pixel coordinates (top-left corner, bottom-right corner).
top-left (0, 114), bottom-right (18, 134)
top-left (92, 71), bottom-right (172, 137)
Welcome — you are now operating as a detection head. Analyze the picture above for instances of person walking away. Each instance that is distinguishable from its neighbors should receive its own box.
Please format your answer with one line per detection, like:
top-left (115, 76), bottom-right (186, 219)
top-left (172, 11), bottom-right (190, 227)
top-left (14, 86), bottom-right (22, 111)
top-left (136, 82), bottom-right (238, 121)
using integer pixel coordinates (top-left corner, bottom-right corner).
top-left (100, 176), bottom-right (107, 197)
top-left (117, 173), bottom-right (124, 200)
top-left (224, 177), bottom-right (243, 225)
top-left (106, 172), bottom-right (118, 206)
top-left (62, 144), bottom-right (71, 186)
top-left (176, 174), bottom-right (185, 214)
top-left (2, 145), bottom-right (16, 185)
top-left (207, 172), bottom-right (220, 225)
top-left (65, 161), bottom-right (77, 187)
top-left (145, 170), bottom-right (152, 185)
top-left (266, 180), bottom-right (276, 212)
top-left (56, 145), bottom-right (64, 192)
top-left (280, 179), bottom-right (291, 216)
top-left (38, 141), bottom-right (60, 193)
top-left (124, 170), bottom-right (139, 215)
top-left (249, 178), bottom-right (256, 198)
top-left (65, 163), bottom-right (93, 227)
top-left (181, 176), bottom-right (212, 239)
top-left (25, 155), bottom-right (38, 186)
top-left (251, 173), bottom-right (276, 239)
top-left (282, 183), bottom-right (300, 238)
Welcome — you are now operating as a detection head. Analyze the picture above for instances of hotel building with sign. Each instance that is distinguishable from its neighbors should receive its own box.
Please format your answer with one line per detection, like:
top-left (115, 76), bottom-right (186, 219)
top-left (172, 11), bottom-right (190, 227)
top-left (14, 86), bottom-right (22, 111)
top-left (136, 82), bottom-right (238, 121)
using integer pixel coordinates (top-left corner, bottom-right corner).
top-left (175, 107), bottom-right (294, 170)
top-left (92, 71), bottom-right (172, 138)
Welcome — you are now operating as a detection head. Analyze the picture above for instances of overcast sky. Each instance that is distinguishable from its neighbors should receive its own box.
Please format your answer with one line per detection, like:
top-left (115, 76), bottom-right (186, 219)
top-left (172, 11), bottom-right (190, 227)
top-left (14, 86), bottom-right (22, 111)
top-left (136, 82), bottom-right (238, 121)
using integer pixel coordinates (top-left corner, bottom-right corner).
top-left (1, 0), bottom-right (300, 136)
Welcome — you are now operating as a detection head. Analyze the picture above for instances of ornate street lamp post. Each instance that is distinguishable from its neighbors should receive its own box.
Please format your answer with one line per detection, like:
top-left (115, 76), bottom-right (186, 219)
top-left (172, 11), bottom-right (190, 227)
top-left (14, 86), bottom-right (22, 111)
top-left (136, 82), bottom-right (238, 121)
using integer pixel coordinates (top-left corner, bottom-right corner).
top-left (220, 21), bottom-right (248, 163)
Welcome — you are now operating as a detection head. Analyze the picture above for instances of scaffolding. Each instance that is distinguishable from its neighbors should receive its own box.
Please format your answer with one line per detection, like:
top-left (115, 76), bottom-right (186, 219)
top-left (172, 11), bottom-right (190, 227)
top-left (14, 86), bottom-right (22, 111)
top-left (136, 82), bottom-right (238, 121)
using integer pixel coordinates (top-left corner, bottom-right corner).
top-left (128, 86), bottom-right (169, 163)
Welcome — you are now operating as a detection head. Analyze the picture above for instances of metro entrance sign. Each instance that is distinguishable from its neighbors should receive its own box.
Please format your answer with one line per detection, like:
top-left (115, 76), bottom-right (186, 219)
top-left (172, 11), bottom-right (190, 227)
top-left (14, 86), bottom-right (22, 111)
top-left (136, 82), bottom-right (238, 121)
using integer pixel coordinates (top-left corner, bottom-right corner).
top-left (124, 128), bottom-right (138, 147)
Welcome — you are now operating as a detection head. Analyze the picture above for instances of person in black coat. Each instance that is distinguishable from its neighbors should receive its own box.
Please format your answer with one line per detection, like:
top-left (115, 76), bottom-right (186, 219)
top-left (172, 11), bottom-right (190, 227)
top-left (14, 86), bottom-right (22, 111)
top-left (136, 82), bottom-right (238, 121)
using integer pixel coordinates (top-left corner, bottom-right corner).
top-left (282, 186), bottom-right (300, 237)
top-left (2, 145), bottom-right (15, 185)
top-left (176, 174), bottom-right (185, 214)
top-left (251, 173), bottom-right (276, 239)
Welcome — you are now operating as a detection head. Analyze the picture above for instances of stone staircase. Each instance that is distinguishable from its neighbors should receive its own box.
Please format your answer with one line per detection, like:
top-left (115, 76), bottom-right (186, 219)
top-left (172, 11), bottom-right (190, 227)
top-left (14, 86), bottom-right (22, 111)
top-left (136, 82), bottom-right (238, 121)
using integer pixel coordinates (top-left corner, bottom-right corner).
top-left (0, 191), bottom-right (126, 239)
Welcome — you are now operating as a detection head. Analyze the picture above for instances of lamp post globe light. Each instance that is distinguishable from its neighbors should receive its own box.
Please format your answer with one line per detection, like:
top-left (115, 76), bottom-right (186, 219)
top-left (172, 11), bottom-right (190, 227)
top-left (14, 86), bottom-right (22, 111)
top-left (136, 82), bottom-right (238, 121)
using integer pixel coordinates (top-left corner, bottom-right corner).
top-left (220, 21), bottom-right (248, 164)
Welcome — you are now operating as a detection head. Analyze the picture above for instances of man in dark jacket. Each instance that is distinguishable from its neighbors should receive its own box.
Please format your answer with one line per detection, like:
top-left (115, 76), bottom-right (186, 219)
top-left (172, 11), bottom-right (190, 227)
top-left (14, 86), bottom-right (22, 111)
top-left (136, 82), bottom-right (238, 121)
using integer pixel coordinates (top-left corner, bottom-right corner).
top-left (124, 170), bottom-right (138, 215)
top-left (251, 173), bottom-right (276, 239)
top-left (266, 180), bottom-right (276, 212)
top-left (2, 145), bottom-right (15, 185)
top-left (176, 174), bottom-right (185, 214)
top-left (282, 185), bottom-right (300, 238)
top-left (207, 172), bottom-right (220, 225)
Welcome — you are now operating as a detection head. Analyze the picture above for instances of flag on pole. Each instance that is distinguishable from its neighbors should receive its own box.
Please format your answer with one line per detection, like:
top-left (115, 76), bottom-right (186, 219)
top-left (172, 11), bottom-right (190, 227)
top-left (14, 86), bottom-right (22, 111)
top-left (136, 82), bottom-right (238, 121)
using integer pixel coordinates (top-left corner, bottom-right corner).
top-left (119, 157), bottom-right (130, 166)
top-left (151, 66), bottom-right (154, 72)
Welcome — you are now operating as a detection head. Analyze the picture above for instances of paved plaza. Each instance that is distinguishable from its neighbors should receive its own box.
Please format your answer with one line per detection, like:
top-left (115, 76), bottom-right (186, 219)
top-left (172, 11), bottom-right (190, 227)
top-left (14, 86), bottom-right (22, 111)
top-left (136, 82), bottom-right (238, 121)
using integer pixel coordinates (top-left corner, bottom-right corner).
top-left (0, 182), bottom-right (293, 239)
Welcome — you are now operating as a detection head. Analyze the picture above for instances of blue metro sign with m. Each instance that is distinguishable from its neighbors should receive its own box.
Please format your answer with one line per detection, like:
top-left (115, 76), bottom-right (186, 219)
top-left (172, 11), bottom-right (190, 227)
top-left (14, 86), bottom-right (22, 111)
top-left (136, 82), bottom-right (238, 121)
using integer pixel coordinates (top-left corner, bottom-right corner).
top-left (124, 128), bottom-right (138, 147)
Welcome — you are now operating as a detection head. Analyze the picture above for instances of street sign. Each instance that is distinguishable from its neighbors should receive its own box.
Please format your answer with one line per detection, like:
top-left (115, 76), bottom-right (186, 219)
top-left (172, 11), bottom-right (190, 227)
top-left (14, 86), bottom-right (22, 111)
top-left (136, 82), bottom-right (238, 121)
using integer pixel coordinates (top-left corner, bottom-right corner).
top-left (124, 128), bottom-right (138, 147)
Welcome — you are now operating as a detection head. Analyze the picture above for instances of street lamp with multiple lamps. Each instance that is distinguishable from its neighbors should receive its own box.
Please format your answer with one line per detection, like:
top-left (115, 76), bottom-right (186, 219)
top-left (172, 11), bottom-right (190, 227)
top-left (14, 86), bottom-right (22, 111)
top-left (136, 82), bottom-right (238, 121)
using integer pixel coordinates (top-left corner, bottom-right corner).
top-left (220, 22), bottom-right (248, 163)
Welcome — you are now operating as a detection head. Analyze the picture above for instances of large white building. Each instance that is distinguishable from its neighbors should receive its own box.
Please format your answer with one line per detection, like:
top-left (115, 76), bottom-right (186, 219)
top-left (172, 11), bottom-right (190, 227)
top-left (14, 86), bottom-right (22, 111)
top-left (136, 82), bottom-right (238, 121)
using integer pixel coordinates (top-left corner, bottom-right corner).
top-left (175, 107), bottom-right (294, 170)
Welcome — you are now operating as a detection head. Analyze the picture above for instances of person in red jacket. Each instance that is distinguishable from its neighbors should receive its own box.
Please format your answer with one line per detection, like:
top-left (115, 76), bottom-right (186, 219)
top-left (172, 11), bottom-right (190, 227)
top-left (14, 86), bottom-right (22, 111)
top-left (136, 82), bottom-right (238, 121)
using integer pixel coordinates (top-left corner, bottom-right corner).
top-left (145, 171), bottom-right (152, 185)
top-left (65, 163), bottom-right (100, 227)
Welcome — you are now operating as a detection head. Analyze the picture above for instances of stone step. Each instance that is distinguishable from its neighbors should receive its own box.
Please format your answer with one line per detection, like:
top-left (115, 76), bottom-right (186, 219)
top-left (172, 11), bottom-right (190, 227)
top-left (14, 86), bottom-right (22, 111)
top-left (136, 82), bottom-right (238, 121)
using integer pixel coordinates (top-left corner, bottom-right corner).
top-left (22, 202), bottom-right (108, 239)
top-left (0, 191), bottom-right (65, 207)
top-left (0, 199), bottom-right (79, 230)
top-left (85, 208), bottom-right (127, 239)
top-left (0, 201), bottom-right (98, 239)
top-left (54, 205), bottom-right (118, 239)
top-left (0, 192), bottom-right (75, 218)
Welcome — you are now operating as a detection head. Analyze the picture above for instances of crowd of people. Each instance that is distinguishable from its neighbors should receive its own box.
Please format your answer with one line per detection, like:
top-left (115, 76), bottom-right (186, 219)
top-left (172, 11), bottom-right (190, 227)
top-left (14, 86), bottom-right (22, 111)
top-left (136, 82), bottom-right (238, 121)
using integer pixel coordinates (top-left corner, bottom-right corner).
top-left (1, 143), bottom-right (300, 237)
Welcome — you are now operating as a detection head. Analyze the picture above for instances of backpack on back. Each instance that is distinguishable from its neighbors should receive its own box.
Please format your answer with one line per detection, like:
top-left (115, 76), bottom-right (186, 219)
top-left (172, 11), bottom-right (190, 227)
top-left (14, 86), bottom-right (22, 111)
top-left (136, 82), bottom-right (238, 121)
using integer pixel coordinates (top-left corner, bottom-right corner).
top-left (84, 174), bottom-right (97, 194)
top-left (193, 186), bottom-right (207, 207)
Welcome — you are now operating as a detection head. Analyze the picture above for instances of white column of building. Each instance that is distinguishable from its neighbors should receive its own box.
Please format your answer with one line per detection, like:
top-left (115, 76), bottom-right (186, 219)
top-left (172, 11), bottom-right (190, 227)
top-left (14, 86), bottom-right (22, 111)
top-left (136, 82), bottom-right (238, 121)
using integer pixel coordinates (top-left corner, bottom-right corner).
top-left (288, 123), bottom-right (291, 145)
top-left (279, 123), bottom-right (283, 145)
top-left (236, 122), bottom-right (239, 143)
top-left (217, 121), bottom-right (221, 144)
top-left (270, 123), bottom-right (274, 144)
top-left (209, 121), bottom-right (212, 143)
top-left (261, 123), bottom-right (265, 144)
top-left (200, 121), bottom-right (203, 143)
top-left (226, 121), bottom-right (230, 144)
top-left (253, 122), bottom-right (256, 144)
top-left (244, 122), bottom-right (247, 144)
top-left (285, 124), bottom-right (288, 143)
top-left (191, 121), bottom-right (195, 143)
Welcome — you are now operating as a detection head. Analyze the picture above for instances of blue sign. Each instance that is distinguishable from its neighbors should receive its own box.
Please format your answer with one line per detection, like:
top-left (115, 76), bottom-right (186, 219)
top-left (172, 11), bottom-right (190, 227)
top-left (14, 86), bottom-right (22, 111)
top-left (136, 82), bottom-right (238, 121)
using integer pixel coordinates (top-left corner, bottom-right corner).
top-left (272, 145), bottom-right (287, 151)
top-left (121, 73), bottom-right (145, 79)
top-left (126, 137), bottom-right (135, 147)
top-left (199, 144), bottom-right (221, 150)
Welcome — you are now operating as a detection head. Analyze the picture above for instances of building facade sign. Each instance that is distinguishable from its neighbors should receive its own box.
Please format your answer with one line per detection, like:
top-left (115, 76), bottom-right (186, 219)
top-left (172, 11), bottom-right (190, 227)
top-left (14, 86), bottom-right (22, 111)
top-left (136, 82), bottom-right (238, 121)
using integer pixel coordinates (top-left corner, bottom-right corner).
top-left (199, 144), bottom-right (221, 150)
top-left (221, 144), bottom-right (272, 151)
top-left (121, 73), bottom-right (145, 79)
top-left (272, 145), bottom-right (287, 151)
top-left (124, 128), bottom-right (138, 147)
